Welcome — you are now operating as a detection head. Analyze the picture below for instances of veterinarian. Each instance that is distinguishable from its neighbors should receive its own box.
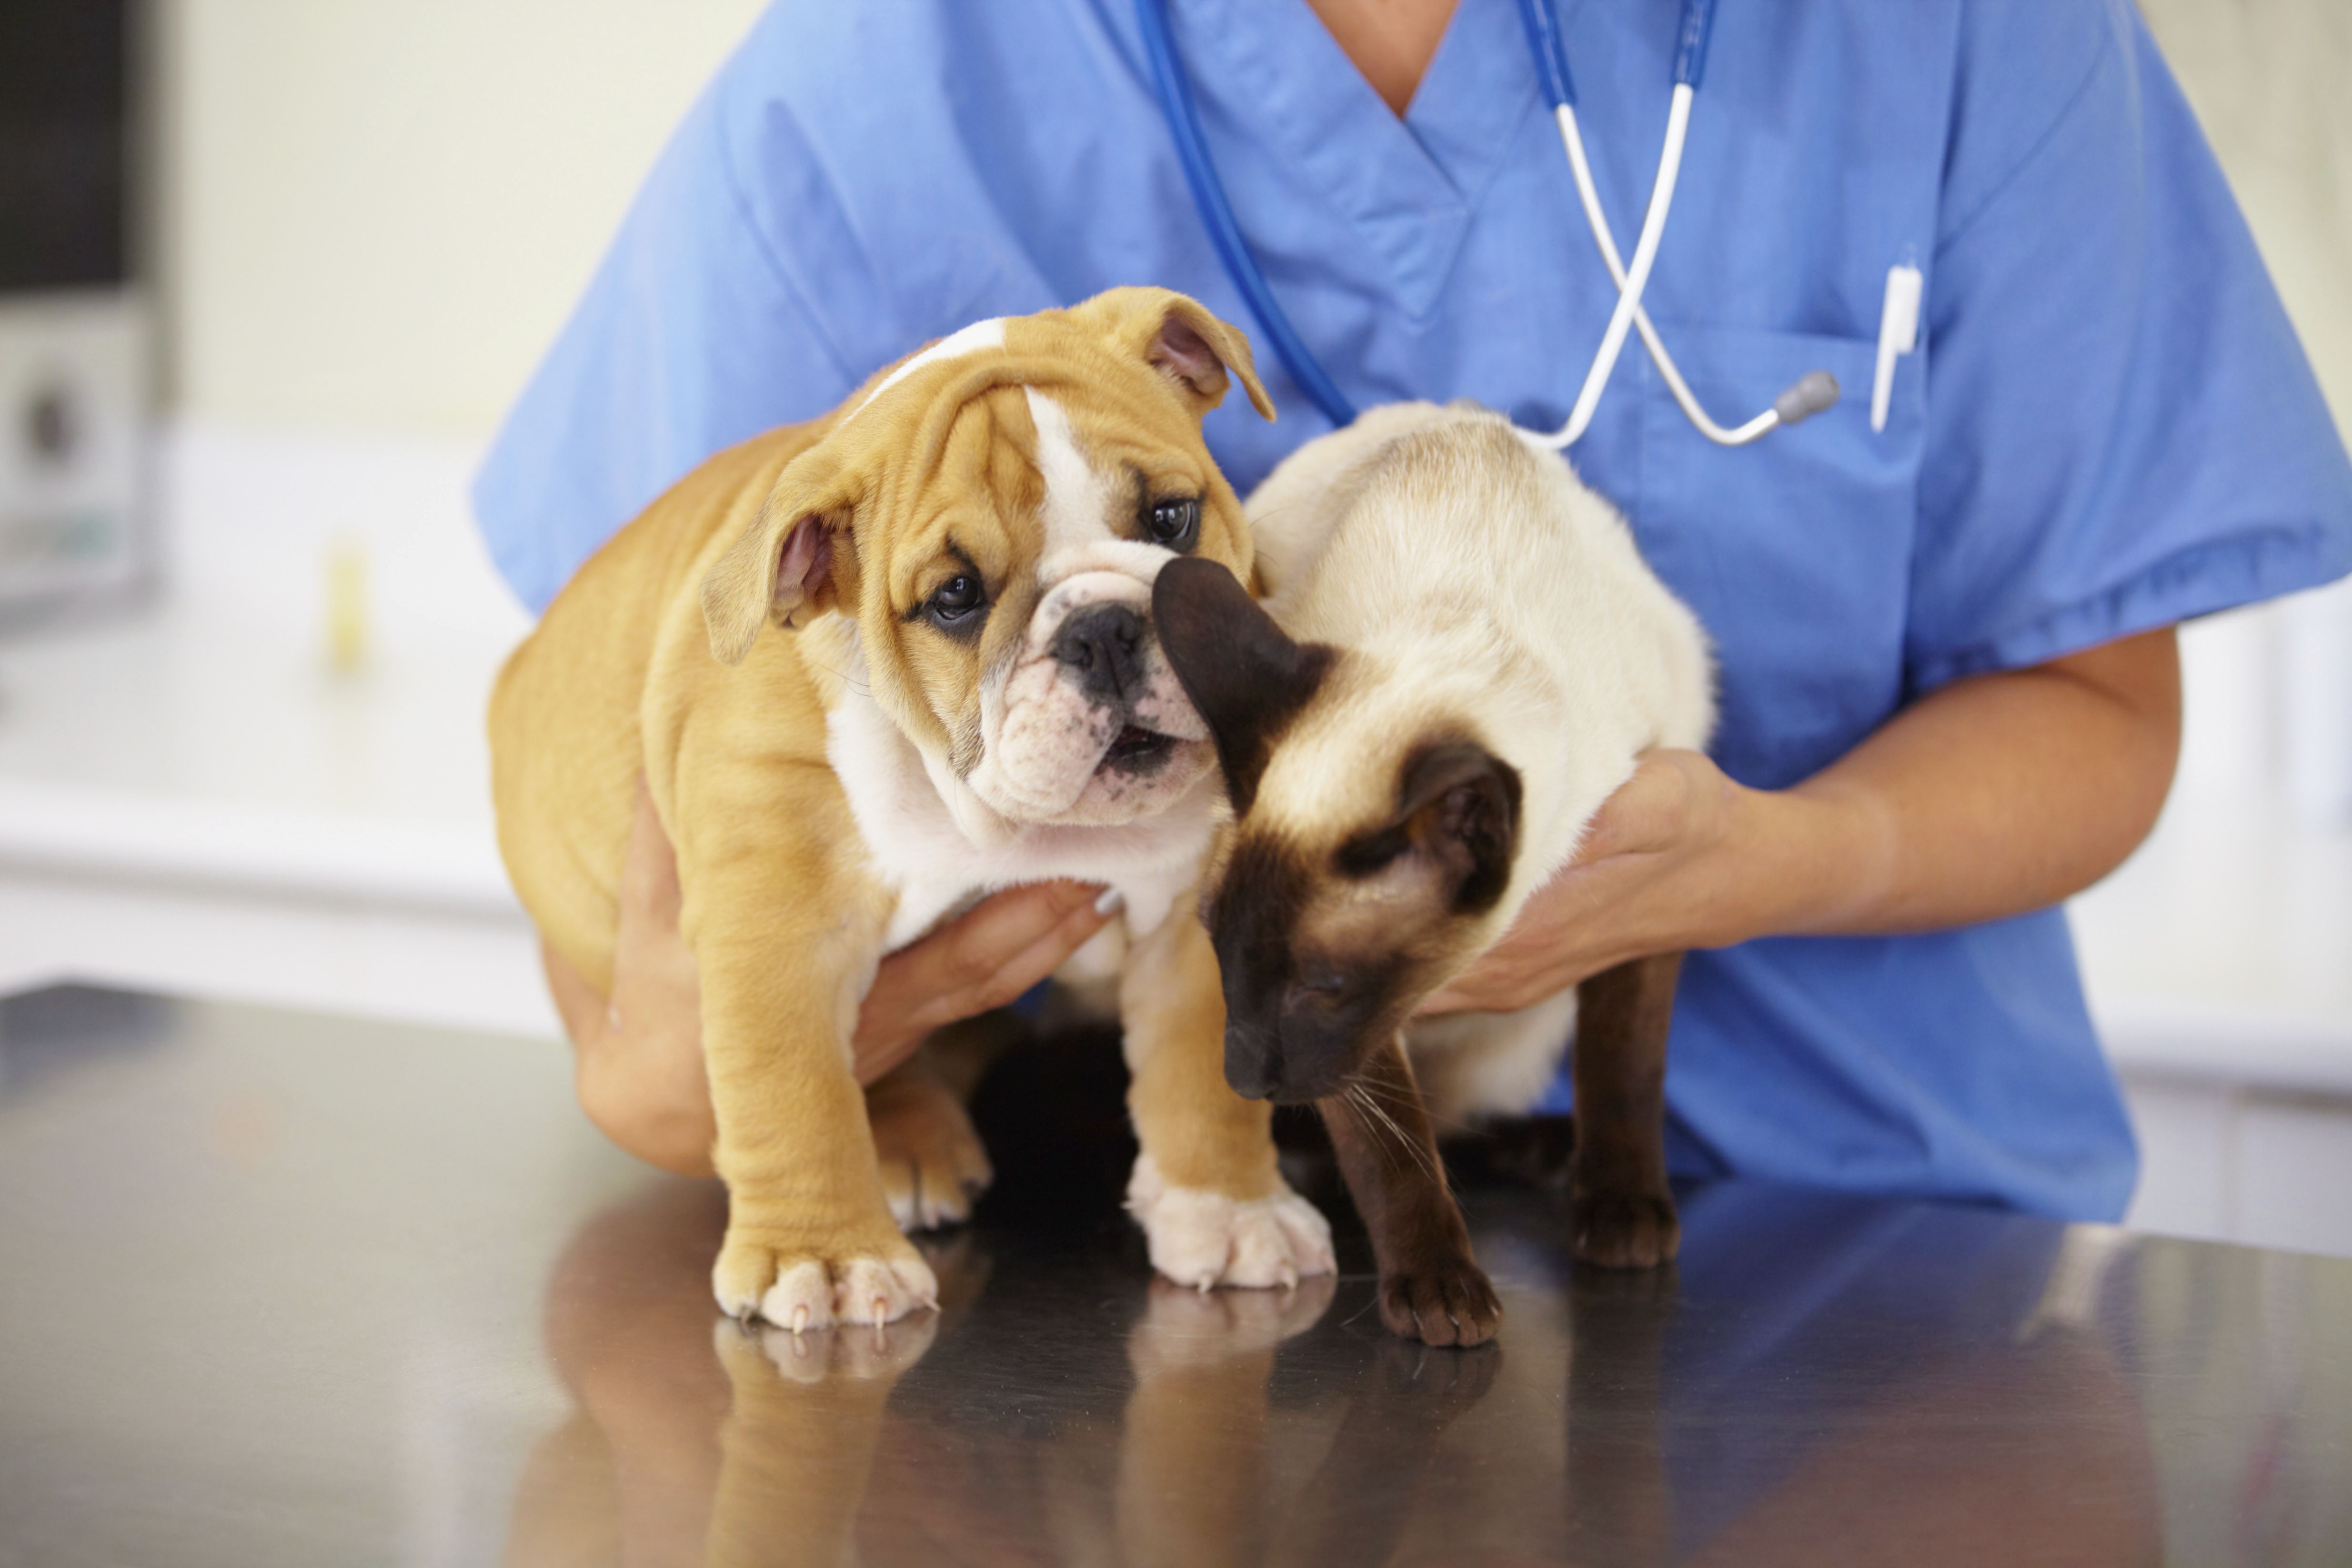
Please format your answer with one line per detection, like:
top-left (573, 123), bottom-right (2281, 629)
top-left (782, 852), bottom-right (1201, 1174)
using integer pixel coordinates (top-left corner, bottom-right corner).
top-left (476, 0), bottom-right (2352, 1220)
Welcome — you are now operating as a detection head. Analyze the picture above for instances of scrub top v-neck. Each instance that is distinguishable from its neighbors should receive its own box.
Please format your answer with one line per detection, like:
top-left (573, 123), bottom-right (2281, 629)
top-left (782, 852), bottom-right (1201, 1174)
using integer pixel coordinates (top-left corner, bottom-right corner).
top-left (473, 0), bottom-right (2352, 1222)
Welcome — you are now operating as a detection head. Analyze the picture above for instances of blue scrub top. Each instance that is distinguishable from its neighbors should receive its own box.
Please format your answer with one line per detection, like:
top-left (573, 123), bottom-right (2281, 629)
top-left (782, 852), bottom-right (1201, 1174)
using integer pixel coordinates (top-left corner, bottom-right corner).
top-left (475, 0), bottom-right (2352, 1221)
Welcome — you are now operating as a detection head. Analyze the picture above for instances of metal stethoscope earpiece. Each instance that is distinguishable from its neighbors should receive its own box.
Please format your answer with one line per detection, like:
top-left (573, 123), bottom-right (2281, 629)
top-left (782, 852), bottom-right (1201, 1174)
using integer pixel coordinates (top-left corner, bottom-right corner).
top-left (1137, 0), bottom-right (1840, 444)
top-left (1517, 0), bottom-right (1837, 447)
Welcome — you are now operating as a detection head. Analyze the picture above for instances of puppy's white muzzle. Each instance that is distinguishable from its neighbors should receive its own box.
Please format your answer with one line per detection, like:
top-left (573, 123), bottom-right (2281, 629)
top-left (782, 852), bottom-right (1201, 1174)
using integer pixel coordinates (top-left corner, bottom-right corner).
top-left (971, 562), bottom-right (1214, 824)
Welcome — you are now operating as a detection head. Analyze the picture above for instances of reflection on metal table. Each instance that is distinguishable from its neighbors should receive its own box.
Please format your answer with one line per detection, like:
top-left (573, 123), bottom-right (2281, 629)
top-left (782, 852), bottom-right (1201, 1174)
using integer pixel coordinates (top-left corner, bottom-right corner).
top-left (0, 985), bottom-right (2347, 1565)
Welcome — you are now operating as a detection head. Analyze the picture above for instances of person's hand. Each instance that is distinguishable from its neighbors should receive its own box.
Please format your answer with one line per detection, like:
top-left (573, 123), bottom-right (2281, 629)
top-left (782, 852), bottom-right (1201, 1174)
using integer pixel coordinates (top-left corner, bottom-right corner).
top-left (1417, 750), bottom-right (1764, 1016)
top-left (851, 880), bottom-right (1119, 1083)
top-left (1418, 628), bottom-right (2186, 1018)
top-left (555, 776), bottom-right (1121, 1176)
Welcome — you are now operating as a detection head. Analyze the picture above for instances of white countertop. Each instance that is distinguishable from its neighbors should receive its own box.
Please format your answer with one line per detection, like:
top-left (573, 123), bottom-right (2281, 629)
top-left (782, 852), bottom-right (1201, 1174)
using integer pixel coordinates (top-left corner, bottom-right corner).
top-left (0, 422), bottom-right (526, 915)
top-left (2073, 802), bottom-right (2352, 1094)
top-left (0, 613), bottom-right (512, 915)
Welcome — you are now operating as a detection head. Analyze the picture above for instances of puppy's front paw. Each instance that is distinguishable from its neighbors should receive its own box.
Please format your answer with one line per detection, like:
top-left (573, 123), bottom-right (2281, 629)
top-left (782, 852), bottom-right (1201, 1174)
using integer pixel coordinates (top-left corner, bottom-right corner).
top-left (712, 1219), bottom-right (938, 1332)
top-left (1126, 1153), bottom-right (1337, 1290)
top-left (1378, 1254), bottom-right (1502, 1347)
top-left (869, 1081), bottom-right (993, 1232)
top-left (1570, 1186), bottom-right (1680, 1269)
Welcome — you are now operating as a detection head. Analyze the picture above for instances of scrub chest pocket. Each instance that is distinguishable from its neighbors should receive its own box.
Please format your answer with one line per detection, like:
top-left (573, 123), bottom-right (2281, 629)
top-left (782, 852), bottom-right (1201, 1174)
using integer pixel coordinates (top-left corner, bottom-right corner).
top-left (1629, 320), bottom-right (1927, 792)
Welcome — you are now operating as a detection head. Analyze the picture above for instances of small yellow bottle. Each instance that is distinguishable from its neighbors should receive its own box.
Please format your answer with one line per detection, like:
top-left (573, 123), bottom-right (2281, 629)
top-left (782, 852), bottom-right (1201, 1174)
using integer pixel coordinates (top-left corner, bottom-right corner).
top-left (324, 534), bottom-right (369, 673)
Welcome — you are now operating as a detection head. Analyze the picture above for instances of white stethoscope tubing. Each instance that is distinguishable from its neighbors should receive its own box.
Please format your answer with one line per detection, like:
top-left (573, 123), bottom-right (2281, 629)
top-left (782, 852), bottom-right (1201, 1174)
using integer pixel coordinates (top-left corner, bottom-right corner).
top-left (1539, 91), bottom-right (1817, 449)
top-left (1139, 0), bottom-right (1839, 442)
top-left (1548, 94), bottom-right (1767, 446)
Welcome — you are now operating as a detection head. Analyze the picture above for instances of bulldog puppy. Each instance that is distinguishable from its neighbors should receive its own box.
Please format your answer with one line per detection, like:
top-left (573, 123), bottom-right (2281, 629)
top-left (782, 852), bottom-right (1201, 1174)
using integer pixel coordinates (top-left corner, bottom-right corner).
top-left (1153, 402), bottom-right (1715, 1345)
top-left (491, 290), bottom-right (1335, 1332)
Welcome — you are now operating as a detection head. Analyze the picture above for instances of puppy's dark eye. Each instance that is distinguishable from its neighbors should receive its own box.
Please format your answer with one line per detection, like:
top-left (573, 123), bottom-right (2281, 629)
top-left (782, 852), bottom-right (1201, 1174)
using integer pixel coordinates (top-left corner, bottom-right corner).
top-left (924, 573), bottom-right (986, 632)
top-left (1144, 496), bottom-right (1201, 551)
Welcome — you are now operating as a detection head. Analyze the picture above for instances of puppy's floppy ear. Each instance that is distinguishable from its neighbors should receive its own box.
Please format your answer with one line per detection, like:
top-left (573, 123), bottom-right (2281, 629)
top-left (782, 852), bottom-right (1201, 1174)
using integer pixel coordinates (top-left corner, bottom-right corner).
top-left (1337, 740), bottom-right (1523, 915)
top-left (1153, 556), bottom-right (1333, 814)
top-left (1081, 287), bottom-right (1277, 422)
top-left (701, 447), bottom-right (865, 665)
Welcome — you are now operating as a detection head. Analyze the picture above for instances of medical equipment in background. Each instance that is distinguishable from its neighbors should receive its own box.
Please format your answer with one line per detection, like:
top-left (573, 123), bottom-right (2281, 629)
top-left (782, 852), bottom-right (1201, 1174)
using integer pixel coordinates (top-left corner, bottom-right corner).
top-left (0, 0), bottom-right (153, 628)
top-left (1137, 0), bottom-right (1840, 442)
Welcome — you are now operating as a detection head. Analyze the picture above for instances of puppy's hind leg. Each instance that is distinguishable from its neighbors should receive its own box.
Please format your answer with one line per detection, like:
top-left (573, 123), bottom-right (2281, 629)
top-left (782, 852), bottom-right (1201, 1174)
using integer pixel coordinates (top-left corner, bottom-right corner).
top-left (1568, 951), bottom-right (1682, 1268)
top-left (868, 1045), bottom-right (995, 1232)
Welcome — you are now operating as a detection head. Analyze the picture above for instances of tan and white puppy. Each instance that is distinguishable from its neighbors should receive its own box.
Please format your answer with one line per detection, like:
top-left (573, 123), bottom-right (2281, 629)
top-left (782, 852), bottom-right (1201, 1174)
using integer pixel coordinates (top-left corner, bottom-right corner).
top-left (492, 290), bottom-right (1335, 1333)
top-left (1155, 402), bottom-right (1714, 1344)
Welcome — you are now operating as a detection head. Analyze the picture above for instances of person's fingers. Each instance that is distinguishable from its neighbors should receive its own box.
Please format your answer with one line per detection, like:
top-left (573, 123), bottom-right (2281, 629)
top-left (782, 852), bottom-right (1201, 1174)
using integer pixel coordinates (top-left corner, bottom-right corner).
top-left (1417, 864), bottom-right (1608, 1016)
top-left (959, 889), bottom-right (1123, 1013)
top-left (905, 885), bottom-right (1118, 1028)
top-left (1419, 938), bottom-right (1540, 1015)
top-left (1418, 982), bottom-right (1472, 1016)
top-left (542, 940), bottom-right (612, 1050)
top-left (1574, 752), bottom-right (1699, 863)
top-left (1420, 950), bottom-right (1543, 1016)
top-left (918, 881), bottom-right (1106, 988)
top-left (1421, 964), bottom-right (1545, 1018)
top-left (865, 880), bottom-right (1115, 1045)
top-left (618, 773), bottom-right (684, 927)
top-left (849, 1024), bottom-right (928, 1089)
top-left (855, 883), bottom-right (1115, 1083)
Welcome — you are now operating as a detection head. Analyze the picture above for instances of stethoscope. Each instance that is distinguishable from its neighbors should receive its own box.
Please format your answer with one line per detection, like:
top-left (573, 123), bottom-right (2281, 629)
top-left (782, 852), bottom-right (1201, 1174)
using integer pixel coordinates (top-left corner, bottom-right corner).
top-left (1135, 0), bottom-right (1843, 444)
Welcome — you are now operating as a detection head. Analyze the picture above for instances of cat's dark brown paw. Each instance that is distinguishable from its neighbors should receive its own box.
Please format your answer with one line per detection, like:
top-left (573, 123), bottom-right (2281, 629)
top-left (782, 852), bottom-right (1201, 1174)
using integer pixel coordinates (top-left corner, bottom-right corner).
top-left (1570, 1187), bottom-right (1680, 1269)
top-left (1377, 1254), bottom-right (1502, 1347)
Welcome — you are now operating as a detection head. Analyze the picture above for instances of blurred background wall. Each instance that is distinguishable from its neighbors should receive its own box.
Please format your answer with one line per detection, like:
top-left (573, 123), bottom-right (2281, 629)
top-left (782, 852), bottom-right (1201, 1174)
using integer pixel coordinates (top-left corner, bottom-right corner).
top-left (155, 0), bottom-right (766, 437)
top-left (2139, 0), bottom-right (2352, 822)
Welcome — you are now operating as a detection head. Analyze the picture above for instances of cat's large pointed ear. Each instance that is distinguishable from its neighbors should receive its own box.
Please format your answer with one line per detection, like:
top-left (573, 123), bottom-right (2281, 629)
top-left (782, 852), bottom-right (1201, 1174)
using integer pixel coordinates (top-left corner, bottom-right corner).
top-left (1334, 740), bottom-right (1523, 915)
top-left (1078, 287), bottom-right (1276, 422)
top-left (700, 448), bottom-right (866, 664)
top-left (1152, 556), bottom-right (1332, 813)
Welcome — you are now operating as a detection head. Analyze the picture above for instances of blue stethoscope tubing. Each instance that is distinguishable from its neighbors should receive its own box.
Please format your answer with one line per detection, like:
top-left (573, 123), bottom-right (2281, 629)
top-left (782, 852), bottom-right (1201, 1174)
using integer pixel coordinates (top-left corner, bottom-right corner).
top-left (1136, 0), bottom-right (1838, 444)
top-left (1136, 0), bottom-right (1359, 428)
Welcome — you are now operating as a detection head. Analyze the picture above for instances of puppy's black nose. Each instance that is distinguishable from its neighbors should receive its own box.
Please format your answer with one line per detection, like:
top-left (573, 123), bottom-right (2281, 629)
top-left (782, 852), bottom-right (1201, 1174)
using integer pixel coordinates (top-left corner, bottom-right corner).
top-left (1053, 603), bottom-right (1148, 703)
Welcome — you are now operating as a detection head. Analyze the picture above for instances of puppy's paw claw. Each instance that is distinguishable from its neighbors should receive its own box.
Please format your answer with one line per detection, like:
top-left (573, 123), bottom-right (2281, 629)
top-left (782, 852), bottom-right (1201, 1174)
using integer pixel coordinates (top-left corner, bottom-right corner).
top-left (711, 1226), bottom-right (938, 1333)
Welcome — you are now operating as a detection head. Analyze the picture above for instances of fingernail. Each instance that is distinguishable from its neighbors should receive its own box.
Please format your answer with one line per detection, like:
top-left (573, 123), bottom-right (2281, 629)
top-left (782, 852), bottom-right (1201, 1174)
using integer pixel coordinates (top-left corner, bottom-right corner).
top-left (1094, 887), bottom-right (1126, 917)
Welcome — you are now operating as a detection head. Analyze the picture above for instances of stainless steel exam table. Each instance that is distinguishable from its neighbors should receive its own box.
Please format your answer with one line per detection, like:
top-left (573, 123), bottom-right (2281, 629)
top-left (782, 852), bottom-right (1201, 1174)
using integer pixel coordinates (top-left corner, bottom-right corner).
top-left (1, 984), bottom-right (2345, 1565)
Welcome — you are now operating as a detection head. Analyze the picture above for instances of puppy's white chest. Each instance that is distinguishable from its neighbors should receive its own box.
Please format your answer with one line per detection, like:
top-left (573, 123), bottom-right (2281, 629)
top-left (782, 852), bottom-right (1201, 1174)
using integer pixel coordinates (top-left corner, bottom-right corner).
top-left (828, 689), bottom-right (1212, 951)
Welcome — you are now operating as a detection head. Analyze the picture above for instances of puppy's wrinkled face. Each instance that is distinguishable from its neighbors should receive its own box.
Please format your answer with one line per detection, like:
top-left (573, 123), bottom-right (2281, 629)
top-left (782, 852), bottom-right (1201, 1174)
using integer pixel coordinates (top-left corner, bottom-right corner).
top-left (702, 289), bottom-right (1275, 829)
top-left (894, 383), bottom-right (1234, 826)
top-left (1155, 559), bottom-right (1523, 1103)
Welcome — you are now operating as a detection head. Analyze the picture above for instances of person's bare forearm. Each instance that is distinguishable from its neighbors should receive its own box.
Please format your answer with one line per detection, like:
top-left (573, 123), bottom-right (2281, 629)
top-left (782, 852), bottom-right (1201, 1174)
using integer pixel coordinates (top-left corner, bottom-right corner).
top-left (1754, 626), bottom-right (2182, 937)
top-left (1422, 627), bottom-right (2182, 1016)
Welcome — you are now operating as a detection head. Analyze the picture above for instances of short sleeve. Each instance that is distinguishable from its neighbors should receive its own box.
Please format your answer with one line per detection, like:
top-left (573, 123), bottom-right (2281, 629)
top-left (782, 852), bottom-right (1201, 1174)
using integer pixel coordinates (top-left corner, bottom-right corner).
top-left (1907, 1), bottom-right (2352, 689)
top-left (469, 29), bottom-right (864, 614)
